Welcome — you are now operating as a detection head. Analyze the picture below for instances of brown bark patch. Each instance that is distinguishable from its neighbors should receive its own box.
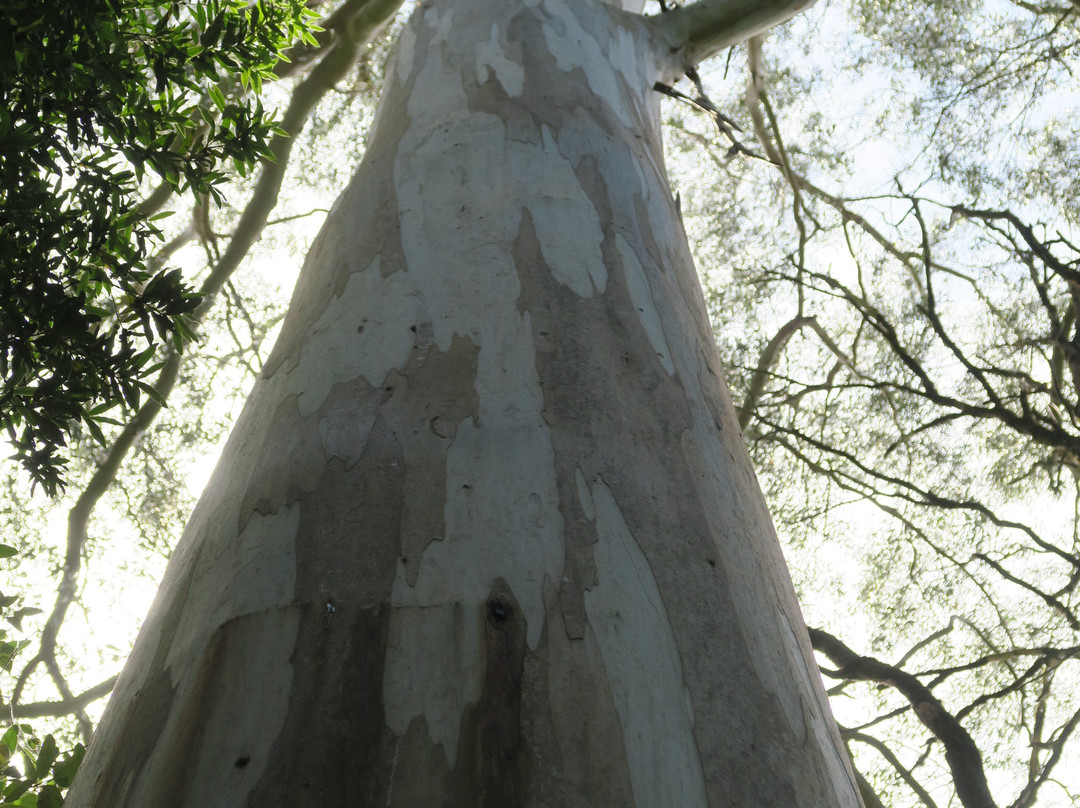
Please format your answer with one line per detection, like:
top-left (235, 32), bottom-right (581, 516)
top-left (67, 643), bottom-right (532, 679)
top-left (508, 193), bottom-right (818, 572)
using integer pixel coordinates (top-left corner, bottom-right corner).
top-left (236, 416), bottom-right (407, 804)
top-left (237, 392), bottom-right (325, 532)
top-left (511, 147), bottom-right (809, 805)
top-left (520, 581), bottom-right (638, 806)
top-left (463, 7), bottom-right (621, 144)
top-left (293, 414), bottom-right (405, 606)
top-left (452, 578), bottom-right (528, 807)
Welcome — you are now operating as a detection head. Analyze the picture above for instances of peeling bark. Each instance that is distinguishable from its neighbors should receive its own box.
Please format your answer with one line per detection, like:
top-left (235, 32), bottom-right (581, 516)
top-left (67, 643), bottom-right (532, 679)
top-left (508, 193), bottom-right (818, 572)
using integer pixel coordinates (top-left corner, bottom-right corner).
top-left (67, 0), bottom-right (859, 805)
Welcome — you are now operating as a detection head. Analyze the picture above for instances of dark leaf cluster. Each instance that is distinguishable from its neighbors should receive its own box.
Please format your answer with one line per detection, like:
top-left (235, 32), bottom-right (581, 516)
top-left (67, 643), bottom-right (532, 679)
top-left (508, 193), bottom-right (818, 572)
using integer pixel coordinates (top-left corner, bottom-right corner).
top-left (0, 0), bottom-right (317, 494)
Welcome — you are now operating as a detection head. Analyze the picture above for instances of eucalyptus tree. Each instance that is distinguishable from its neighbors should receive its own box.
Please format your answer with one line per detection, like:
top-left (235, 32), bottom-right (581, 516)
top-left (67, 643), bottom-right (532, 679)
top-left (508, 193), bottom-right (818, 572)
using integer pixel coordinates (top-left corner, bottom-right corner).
top-left (52, 0), bottom-right (878, 804)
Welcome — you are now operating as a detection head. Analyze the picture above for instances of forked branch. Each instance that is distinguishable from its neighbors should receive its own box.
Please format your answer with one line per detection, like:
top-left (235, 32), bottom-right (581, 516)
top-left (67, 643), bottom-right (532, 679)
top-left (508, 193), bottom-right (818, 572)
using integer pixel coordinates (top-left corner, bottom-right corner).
top-left (810, 627), bottom-right (996, 808)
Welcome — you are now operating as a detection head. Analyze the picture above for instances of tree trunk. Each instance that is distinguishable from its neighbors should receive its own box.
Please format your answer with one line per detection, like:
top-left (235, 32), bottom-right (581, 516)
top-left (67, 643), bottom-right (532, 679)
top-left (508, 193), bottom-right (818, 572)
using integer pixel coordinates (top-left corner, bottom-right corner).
top-left (67, 0), bottom-right (862, 804)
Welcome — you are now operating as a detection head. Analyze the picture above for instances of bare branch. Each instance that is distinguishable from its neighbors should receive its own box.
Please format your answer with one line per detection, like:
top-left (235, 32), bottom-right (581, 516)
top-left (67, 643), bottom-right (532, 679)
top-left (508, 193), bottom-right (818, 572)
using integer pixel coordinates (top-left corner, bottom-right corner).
top-left (1010, 701), bottom-right (1080, 808)
top-left (738, 315), bottom-right (855, 430)
top-left (6, 677), bottom-right (118, 721)
top-left (844, 728), bottom-right (940, 808)
top-left (811, 627), bottom-right (997, 808)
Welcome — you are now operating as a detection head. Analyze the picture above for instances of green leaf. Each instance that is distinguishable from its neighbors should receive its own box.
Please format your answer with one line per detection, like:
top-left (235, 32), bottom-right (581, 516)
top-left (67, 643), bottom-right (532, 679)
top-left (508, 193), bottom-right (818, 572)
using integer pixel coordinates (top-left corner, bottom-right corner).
top-left (50, 744), bottom-right (84, 788)
top-left (19, 752), bottom-right (36, 785)
top-left (0, 727), bottom-right (18, 763)
top-left (136, 382), bottom-right (168, 408)
top-left (0, 640), bottom-right (29, 672)
top-left (83, 416), bottom-right (106, 446)
top-left (0, 547), bottom-right (16, 560)
top-left (35, 785), bottom-right (62, 808)
top-left (34, 737), bottom-right (58, 781)
top-left (2, 777), bottom-right (31, 802)
top-left (207, 84), bottom-right (226, 111)
top-left (87, 400), bottom-right (119, 416)
top-left (199, 13), bottom-right (225, 47)
top-left (7, 609), bottom-right (42, 632)
top-left (0, 0), bottom-right (314, 495)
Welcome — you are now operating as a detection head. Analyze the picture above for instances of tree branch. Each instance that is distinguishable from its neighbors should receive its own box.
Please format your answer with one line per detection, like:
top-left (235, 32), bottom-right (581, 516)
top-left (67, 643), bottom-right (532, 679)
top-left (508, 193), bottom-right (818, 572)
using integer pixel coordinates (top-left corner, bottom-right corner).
top-left (1010, 701), bottom-right (1080, 808)
top-left (843, 728), bottom-right (940, 808)
top-left (652, 0), bottom-right (818, 71)
top-left (810, 627), bottom-right (997, 808)
top-left (3, 676), bottom-right (117, 720)
top-left (737, 315), bottom-right (855, 430)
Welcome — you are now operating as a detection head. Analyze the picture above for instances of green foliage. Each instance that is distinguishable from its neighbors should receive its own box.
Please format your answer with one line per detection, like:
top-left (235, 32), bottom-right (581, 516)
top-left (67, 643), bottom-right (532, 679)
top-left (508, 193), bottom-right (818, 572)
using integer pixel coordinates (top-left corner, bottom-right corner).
top-left (0, 725), bottom-right (83, 808)
top-left (0, 572), bottom-right (79, 808)
top-left (0, 0), bottom-right (319, 494)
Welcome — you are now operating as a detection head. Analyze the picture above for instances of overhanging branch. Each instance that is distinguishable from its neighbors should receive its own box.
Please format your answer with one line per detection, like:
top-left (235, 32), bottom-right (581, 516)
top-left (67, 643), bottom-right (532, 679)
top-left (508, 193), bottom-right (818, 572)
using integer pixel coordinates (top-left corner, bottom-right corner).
top-left (652, 0), bottom-right (818, 71)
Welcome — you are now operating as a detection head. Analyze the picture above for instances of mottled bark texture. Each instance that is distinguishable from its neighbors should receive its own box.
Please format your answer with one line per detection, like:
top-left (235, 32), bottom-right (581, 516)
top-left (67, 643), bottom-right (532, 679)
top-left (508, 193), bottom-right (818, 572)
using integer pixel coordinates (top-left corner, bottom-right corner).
top-left (67, 0), bottom-right (861, 805)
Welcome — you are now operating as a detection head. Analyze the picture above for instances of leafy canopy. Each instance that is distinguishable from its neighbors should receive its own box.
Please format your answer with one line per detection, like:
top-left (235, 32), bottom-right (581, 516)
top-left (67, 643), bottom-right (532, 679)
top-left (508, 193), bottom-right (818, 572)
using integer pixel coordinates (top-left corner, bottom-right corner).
top-left (0, 0), bottom-right (318, 494)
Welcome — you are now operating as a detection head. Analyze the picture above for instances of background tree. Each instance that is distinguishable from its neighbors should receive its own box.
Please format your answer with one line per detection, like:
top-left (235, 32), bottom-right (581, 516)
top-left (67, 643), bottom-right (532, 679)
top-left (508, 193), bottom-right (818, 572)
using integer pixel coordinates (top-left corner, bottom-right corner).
top-left (1, 0), bottom-right (1078, 806)
top-left (664, 2), bottom-right (1080, 804)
